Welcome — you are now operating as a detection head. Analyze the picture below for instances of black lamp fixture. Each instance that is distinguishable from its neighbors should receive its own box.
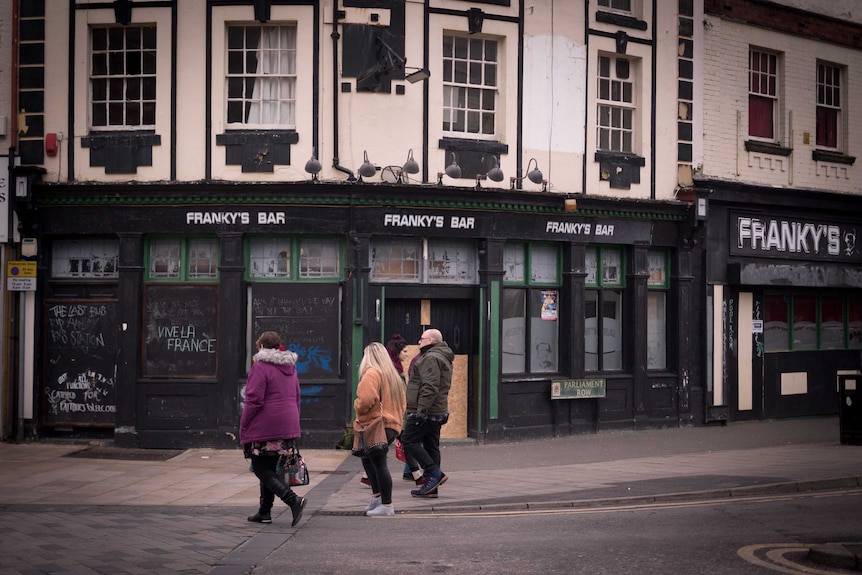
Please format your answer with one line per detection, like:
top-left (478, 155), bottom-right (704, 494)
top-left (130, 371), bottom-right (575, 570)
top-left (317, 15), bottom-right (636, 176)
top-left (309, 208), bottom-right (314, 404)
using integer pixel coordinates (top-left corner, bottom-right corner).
top-left (444, 153), bottom-right (462, 179)
top-left (526, 158), bottom-right (544, 184)
top-left (304, 148), bottom-right (322, 182)
top-left (510, 158), bottom-right (547, 191)
top-left (475, 155), bottom-right (504, 189)
top-left (399, 149), bottom-right (420, 183)
top-left (486, 155), bottom-right (504, 182)
top-left (358, 150), bottom-right (377, 182)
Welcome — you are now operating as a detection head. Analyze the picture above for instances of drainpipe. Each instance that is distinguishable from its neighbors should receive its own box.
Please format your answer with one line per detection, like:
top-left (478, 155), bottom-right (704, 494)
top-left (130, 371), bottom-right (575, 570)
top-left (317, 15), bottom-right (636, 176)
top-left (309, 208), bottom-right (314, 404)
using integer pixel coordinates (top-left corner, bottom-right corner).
top-left (331, 2), bottom-right (356, 181)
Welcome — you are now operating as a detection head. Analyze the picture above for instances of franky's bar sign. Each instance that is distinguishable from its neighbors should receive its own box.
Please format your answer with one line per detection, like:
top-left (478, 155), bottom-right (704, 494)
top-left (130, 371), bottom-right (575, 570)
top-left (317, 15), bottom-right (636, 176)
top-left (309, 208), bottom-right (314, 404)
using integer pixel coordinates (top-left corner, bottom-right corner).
top-left (734, 213), bottom-right (858, 261)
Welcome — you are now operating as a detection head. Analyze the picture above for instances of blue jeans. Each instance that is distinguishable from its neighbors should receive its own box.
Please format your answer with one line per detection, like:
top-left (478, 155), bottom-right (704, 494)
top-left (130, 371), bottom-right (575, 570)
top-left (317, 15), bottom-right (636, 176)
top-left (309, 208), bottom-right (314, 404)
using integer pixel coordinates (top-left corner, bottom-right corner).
top-left (400, 417), bottom-right (443, 476)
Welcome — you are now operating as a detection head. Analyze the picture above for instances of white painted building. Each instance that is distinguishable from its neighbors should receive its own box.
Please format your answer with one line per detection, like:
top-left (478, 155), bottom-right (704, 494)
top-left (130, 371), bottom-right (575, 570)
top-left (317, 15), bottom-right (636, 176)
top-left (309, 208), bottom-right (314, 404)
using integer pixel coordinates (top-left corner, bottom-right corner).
top-left (2, 0), bottom-right (713, 447)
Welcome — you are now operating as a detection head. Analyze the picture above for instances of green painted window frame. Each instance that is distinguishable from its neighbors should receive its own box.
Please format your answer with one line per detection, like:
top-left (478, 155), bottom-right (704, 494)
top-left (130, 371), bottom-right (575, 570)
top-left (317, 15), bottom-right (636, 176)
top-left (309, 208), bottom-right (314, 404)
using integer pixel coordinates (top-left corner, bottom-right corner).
top-left (245, 235), bottom-right (344, 282)
top-left (145, 236), bottom-right (219, 282)
top-left (646, 249), bottom-right (669, 289)
top-left (764, 291), bottom-right (859, 351)
top-left (503, 242), bottom-right (561, 286)
top-left (585, 246), bottom-right (626, 288)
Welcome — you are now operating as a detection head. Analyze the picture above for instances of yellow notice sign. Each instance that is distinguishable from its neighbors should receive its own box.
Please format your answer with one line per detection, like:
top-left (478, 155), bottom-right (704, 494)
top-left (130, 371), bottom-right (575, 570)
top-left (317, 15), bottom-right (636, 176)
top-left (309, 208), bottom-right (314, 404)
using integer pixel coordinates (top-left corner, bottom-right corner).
top-left (7, 260), bottom-right (37, 291)
top-left (8, 261), bottom-right (36, 277)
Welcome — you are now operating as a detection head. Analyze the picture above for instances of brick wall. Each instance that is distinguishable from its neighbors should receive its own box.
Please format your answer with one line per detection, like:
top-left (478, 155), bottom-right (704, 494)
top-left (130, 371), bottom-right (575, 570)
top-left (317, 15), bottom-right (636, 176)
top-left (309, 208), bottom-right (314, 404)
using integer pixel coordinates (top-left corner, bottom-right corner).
top-left (702, 13), bottom-right (862, 192)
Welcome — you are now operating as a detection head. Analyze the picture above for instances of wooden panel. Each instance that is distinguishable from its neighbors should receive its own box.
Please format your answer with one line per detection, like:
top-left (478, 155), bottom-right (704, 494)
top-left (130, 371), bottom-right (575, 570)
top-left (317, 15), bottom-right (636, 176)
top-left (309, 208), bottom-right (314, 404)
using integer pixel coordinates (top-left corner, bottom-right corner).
top-left (43, 300), bottom-right (118, 427)
top-left (442, 354), bottom-right (468, 439)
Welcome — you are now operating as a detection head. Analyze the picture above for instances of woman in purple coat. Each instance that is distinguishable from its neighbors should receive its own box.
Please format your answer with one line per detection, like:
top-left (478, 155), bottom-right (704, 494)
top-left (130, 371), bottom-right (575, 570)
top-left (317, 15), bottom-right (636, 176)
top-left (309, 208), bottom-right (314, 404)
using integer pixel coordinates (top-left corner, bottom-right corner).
top-left (240, 331), bottom-right (307, 526)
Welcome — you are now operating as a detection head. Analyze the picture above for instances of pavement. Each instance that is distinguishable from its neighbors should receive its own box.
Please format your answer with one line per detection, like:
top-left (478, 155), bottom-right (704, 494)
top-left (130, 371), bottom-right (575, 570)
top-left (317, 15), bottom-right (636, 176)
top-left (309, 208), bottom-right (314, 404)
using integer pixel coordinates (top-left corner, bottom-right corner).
top-left (0, 416), bottom-right (861, 574)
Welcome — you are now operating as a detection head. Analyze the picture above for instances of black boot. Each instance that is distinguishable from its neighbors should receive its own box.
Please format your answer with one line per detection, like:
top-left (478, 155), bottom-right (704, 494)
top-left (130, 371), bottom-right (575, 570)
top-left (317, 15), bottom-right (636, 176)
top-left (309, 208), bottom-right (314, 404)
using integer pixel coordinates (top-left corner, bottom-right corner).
top-left (265, 476), bottom-right (307, 527)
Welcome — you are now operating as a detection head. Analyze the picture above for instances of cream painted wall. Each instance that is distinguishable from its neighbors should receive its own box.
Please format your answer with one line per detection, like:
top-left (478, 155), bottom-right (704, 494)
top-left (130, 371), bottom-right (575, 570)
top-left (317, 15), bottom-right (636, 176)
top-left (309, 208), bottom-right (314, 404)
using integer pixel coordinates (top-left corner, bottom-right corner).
top-left (29, 0), bottom-right (690, 196)
top-left (208, 4), bottom-right (317, 182)
top-left (426, 7), bottom-right (521, 189)
top-left (702, 16), bottom-right (862, 193)
top-left (522, 1), bottom-right (585, 194)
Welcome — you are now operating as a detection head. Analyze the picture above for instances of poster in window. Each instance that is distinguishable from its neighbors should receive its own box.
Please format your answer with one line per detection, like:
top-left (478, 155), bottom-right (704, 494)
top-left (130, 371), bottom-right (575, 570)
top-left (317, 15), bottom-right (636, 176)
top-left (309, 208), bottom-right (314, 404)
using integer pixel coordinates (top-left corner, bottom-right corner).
top-left (540, 290), bottom-right (558, 321)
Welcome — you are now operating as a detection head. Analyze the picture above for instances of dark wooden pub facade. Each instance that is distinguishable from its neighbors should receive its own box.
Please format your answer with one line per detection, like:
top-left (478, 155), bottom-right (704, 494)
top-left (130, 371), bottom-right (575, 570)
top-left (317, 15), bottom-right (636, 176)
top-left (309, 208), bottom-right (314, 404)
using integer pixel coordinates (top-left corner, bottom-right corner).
top-left (26, 182), bottom-right (699, 448)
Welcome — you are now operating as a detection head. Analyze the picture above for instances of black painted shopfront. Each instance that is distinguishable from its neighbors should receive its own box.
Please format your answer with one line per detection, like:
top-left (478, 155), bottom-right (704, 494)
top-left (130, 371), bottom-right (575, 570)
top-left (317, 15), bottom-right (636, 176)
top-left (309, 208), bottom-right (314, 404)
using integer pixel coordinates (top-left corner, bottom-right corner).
top-left (702, 180), bottom-right (862, 422)
top-left (28, 182), bottom-right (699, 449)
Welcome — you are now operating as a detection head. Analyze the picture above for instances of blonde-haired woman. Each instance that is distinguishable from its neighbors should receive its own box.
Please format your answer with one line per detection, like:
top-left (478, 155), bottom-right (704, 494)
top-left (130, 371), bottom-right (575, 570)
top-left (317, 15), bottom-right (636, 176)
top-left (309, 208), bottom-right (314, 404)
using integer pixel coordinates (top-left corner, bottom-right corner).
top-left (354, 342), bottom-right (407, 516)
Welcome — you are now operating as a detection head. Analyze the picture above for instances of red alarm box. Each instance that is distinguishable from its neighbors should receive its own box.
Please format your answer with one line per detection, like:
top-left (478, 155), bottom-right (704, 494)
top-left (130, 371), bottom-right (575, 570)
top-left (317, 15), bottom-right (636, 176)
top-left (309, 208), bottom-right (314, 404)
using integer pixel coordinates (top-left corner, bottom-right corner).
top-left (45, 133), bottom-right (58, 156)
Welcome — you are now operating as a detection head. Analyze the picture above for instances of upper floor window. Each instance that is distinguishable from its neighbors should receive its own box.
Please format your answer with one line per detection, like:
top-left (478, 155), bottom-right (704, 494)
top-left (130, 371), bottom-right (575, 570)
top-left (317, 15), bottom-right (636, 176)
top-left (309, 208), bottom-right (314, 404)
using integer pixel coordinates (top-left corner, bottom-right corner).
top-left (51, 239), bottom-right (119, 279)
top-left (227, 25), bottom-right (297, 128)
top-left (90, 26), bottom-right (157, 129)
top-left (597, 55), bottom-right (635, 153)
top-left (443, 34), bottom-right (498, 138)
top-left (749, 49), bottom-right (778, 140)
top-left (816, 63), bottom-right (842, 149)
top-left (598, 0), bottom-right (632, 12)
top-left (147, 237), bottom-right (219, 281)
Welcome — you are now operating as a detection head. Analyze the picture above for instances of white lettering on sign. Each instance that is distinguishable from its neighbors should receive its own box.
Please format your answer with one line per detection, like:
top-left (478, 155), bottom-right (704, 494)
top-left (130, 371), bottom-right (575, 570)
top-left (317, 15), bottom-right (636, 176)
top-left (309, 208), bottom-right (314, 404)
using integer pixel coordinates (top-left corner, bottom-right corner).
top-left (258, 212), bottom-right (286, 225)
top-left (595, 224), bottom-right (614, 236)
top-left (545, 221), bottom-right (593, 235)
top-left (450, 216), bottom-right (475, 229)
top-left (384, 214), bottom-right (446, 228)
top-left (186, 212), bottom-right (250, 225)
top-left (737, 216), bottom-right (840, 255)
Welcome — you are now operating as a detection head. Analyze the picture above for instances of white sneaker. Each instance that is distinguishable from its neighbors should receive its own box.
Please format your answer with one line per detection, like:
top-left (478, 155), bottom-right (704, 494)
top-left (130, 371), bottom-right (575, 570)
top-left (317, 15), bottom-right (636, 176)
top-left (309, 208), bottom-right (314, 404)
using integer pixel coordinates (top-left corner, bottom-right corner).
top-left (364, 496), bottom-right (381, 512)
top-left (366, 504), bottom-right (395, 517)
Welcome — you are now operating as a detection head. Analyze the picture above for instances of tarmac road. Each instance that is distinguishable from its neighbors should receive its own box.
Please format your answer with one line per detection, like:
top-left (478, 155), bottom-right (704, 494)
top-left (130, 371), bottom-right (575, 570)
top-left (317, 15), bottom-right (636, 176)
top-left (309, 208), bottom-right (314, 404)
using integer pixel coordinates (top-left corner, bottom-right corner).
top-left (0, 416), bottom-right (860, 575)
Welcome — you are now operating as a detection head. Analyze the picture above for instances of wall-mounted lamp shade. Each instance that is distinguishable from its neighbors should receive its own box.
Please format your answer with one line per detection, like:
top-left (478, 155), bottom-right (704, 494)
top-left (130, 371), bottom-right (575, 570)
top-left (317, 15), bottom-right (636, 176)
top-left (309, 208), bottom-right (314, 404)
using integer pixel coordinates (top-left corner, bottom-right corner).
top-left (486, 156), bottom-right (504, 182)
top-left (405, 68), bottom-right (430, 83)
top-left (403, 149), bottom-right (420, 174)
top-left (304, 148), bottom-right (322, 179)
top-left (445, 153), bottom-right (462, 179)
top-left (526, 158), bottom-right (543, 184)
top-left (358, 150), bottom-right (377, 179)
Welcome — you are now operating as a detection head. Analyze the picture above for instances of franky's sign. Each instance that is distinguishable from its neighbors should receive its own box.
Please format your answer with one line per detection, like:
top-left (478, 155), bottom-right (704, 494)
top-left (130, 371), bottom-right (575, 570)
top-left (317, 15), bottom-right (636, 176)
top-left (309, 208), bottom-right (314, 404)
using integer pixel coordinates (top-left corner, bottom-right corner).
top-left (732, 213), bottom-right (859, 262)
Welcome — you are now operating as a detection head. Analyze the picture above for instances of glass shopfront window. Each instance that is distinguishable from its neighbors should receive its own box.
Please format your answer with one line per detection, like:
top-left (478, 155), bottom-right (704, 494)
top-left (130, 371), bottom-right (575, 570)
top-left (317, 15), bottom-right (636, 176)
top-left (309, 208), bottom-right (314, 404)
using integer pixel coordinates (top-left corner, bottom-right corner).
top-left (585, 247), bottom-right (624, 372)
top-left (502, 243), bottom-right (560, 374)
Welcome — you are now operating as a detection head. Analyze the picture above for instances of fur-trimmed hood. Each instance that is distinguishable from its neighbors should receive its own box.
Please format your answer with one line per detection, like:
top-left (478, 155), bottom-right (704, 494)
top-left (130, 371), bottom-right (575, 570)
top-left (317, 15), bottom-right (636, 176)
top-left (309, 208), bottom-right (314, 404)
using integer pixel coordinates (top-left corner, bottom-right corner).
top-left (253, 347), bottom-right (298, 367)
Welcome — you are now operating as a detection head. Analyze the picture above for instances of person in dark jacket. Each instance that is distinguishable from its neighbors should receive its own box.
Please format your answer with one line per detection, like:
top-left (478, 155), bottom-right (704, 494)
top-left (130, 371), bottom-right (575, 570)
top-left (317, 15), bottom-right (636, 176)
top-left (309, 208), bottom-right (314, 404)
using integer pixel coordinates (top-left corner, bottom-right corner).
top-left (401, 328), bottom-right (454, 498)
top-left (240, 331), bottom-right (307, 526)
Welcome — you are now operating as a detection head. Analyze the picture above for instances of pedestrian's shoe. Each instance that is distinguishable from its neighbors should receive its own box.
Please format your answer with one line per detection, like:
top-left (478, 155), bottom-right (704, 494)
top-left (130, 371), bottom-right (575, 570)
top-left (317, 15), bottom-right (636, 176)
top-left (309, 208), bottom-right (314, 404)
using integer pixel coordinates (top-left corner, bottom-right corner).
top-left (365, 495), bottom-right (381, 512)
top-left (247, 512), bottom-right (272, 523)
top-left (411, 471), bottom-right (447, 497)
top-left (411, 487), bottom-right (438, 499)
top-left (414, 475), bottom-right (426, 486)
top-left (289, 495), bottom-right (307, 527)
top-left (360, 476), bottom-right (372, 488)
top-left (366, 504), bottom-right (395, 517)
top-left (403, 473), bottom-right (414, 481)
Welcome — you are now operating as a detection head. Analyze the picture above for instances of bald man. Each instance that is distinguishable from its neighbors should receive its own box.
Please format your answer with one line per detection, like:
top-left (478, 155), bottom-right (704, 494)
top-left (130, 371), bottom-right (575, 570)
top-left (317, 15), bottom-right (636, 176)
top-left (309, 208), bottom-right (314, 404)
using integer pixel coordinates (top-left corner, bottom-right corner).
top-left (402, 328), bottom-right (454, 498)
